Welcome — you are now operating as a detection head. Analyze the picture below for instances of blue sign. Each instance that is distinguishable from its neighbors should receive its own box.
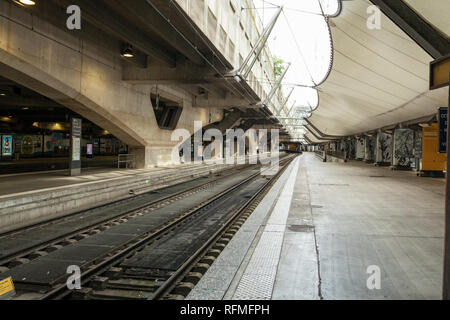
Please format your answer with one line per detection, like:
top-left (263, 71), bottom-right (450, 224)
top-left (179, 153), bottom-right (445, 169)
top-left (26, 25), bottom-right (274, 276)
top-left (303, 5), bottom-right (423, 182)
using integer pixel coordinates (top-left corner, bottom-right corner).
top-left (438, 107), bottom-right (447, 153)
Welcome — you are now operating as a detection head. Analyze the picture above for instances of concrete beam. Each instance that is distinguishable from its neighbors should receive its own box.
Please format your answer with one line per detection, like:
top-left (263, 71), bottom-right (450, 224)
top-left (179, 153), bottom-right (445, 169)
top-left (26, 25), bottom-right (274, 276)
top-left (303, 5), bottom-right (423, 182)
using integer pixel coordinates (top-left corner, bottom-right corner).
top-left (123, 57), bottom-right (213, 85)
top-left (109, 0), bottom-right (204, 66)
top-left (61, 0), bottom-right (177, 67)
top-left (193, 95), bottom-right (258, 109)
top-left (370, 0), bottom-right (450, 59)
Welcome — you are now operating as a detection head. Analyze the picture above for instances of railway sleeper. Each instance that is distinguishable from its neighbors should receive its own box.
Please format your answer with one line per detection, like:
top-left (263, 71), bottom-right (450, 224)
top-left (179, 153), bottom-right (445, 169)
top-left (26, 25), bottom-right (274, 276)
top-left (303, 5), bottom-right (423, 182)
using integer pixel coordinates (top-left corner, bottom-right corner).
top-left (183, 272), bottom-right (203, 285)
top-left (200, 256), bottom-right (216, 265)
top-left (192, 263), bottom-right (210, 274)
top-left (174, 282), bottom-right (195, 296)
top-left (27, 250), bottom-right (48, 260)
top-left (8, 258), bottom-right (30, 268)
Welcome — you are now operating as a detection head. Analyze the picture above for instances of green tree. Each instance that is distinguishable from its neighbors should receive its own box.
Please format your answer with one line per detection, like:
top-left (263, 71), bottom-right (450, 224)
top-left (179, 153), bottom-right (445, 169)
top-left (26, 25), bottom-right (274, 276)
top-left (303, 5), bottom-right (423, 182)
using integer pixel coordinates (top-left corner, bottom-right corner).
top-left (273, 56), bottom-right (286, 79)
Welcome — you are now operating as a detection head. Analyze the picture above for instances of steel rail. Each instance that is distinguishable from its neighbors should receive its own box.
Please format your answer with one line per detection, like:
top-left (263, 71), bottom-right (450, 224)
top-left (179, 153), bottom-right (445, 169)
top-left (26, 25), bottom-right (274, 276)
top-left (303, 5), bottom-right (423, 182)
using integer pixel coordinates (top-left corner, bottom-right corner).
top-left (38, 159), bottom-right (290, 300)
top-left (150, 156), bottom-right (295, 300)
top-left (0, 165), bottom-right (249, 268)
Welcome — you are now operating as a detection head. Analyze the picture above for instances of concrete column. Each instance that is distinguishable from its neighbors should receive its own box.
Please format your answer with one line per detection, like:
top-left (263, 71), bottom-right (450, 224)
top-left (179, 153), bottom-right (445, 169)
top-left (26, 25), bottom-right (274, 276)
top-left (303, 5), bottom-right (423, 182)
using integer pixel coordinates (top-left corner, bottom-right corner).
top-left (392, 128), bottom-right (415, 169)
top-left (364, 135), bottom-right (375, 163)
top-left (348, 138), bottom-right (356, 160)
top-left (413, 130), bottom-right (422, 171)
top-left (375, 132), bottom-right (392, 166)
top-left (356, 137), bottom-right (365, 160)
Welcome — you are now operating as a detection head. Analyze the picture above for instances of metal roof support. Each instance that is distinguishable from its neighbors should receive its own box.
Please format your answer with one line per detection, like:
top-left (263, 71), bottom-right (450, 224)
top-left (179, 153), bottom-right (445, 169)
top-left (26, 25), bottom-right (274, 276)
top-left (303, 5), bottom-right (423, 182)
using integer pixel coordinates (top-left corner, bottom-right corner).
top-left (276, 87), bottom-right (294, 116)
top-left (236, 7), bottom-right (283, 79)
top-left (263, 63), bottom-right (291, 107)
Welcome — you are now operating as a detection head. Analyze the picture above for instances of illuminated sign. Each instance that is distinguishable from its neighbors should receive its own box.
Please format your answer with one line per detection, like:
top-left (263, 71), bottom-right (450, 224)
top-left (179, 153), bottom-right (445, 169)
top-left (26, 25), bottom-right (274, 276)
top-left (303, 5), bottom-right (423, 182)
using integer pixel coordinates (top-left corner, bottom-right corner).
top-left (72, 137), bottom-right (81, 161)
top-left (2, 135), bottom-right (13, 156)
top-left (87, 143), bottom-right (93, 156)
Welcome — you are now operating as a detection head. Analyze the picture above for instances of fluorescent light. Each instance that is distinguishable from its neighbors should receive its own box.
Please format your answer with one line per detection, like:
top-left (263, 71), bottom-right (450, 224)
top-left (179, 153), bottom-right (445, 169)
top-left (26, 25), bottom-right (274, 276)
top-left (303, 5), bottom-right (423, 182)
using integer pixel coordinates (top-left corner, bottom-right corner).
top-left (121, 44), bottom-right (135, 58)
top-left (14, 0), bottom-right (36, 6)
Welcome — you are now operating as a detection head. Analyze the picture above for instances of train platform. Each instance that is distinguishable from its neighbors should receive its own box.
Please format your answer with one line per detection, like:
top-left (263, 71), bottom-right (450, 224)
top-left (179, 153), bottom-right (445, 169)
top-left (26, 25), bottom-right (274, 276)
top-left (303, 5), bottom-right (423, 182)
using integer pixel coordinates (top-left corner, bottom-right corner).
top-left (0, 161), bottom-right (238, 234)
top-left (188, 153), bottom-right (444, 300)
top-left (0, 156), bottom-right (118, 175)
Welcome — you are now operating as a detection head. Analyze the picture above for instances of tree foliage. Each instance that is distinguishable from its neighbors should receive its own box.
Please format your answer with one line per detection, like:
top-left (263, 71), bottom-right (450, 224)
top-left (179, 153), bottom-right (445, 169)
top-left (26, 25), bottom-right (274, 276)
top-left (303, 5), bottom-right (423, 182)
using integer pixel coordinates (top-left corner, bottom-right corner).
top-left (273, 56), bottom-right (286, 79)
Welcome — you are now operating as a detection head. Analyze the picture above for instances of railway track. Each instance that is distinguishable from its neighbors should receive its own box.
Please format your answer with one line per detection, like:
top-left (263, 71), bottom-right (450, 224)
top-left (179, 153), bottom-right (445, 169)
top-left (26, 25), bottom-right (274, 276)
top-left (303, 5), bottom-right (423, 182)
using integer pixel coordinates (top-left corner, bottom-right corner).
top-left (0, 165), bottom-right (251, 271)
top-left (1, 154), bottom-right (296, 300)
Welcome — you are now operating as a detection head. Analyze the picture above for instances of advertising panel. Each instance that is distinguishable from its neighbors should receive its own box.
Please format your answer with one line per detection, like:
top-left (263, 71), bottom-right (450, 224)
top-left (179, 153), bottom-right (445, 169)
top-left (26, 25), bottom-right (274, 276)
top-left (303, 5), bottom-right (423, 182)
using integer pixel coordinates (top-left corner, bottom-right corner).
top-left (2, 135), bottom-right (13, 156)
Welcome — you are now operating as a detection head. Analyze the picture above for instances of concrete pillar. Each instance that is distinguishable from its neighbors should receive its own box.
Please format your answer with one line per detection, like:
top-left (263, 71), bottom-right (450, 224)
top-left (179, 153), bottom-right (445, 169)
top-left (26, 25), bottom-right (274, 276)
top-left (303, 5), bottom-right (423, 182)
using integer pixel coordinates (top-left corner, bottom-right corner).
top-left (392, 128), bottom-right (415, 169)
top-left (339, 139), bottom-right (346, 158)
top-left (364, 135), bottom-right (375, 163)
top-left (329, 141), bottom-right (336, 152)
top-left (413, 130), bottom-right (422, 171)
top-left (356, 137), bottom-right (365, 160)
top-left (375, 132), bottom-right (392, 166)
top-left (347, 139), bottom-right (356, 160)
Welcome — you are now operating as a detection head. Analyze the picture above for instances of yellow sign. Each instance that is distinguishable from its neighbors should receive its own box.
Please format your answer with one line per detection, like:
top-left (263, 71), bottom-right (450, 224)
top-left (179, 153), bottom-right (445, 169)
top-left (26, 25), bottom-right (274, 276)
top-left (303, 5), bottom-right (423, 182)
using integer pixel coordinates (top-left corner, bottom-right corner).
top-left (0, 277), bottom-right (15, 299)
top-left (422, 123), bottom-right (447, 172)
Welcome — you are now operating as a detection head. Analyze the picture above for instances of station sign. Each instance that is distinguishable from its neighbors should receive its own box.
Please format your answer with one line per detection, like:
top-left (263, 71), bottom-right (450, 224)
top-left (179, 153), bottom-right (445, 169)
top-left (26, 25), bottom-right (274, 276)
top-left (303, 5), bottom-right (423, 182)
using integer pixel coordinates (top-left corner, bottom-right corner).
top-left (430, 54), bottom-right (450, 90)
top-left (438, 107), bottom-right (448, 154)
top-left (1, 135), bottom-right (13, 157)
top-left (70, 118), bottom-right (82, 176)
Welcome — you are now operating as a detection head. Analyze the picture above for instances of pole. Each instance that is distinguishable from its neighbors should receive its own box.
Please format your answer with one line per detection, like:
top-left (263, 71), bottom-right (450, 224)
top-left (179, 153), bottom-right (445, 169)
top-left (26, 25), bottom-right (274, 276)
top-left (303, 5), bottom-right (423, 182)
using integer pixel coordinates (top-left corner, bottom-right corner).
top-left (444, 82), bottom-right (450, 300)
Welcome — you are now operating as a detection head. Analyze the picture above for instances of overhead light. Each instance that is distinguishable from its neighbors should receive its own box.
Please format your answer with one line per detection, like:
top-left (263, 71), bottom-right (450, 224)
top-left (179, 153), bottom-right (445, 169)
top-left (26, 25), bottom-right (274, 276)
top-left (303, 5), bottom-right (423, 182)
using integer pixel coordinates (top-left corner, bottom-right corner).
top-left (0, 93), bottom-right (6, 96)
top-left (14, 0), bottom-right (36, 6)
top-left (419, 122), bottom-right (434, 128)
top-left (22, 107), bottom-right (30, 110)
top-left (121, 44), bottom-right (134, 58)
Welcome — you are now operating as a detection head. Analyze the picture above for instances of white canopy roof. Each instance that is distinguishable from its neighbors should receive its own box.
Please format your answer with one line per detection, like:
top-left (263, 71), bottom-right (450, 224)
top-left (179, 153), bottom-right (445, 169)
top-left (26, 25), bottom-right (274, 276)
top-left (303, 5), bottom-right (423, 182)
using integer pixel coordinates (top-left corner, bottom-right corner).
top-left (306, 0), bottom-right (449, 142)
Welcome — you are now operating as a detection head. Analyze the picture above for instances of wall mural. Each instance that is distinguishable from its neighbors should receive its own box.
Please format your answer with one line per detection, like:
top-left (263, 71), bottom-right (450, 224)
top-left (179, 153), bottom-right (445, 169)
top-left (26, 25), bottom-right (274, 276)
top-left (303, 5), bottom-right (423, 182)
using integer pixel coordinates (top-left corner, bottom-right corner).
top-left (364, 136), bottom-right (375, 161)
top-left (356, 137), bottom-right (365, 159)
top-left (393, 129), bottom-right (415, 167)
top-left (344, 139), bottom-right (356, 159)
top-left (348, 139), bottom-right (356, 159)
top-left (375, 132), bottom-right (392, 164)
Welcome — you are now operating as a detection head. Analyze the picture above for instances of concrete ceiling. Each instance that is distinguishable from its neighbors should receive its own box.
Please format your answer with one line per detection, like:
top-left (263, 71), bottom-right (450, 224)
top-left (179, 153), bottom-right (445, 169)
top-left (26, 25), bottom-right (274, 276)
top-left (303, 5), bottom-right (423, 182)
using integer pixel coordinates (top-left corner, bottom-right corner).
top-left (306, 0), bottom-right (449, 142)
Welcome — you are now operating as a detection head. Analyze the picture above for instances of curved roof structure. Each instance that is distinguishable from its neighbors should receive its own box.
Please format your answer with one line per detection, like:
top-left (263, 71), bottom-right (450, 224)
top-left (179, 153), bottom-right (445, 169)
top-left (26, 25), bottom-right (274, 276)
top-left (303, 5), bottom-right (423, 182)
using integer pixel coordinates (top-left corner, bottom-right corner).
top-left (306, 0), bottom-right (449, 143)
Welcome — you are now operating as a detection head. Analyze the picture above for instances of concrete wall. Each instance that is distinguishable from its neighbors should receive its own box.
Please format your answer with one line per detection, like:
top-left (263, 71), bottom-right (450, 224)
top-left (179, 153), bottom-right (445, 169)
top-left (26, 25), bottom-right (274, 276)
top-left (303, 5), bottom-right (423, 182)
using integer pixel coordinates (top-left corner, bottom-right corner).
top-left (0, 1), bottom-right (223, 168)
top-left (176, 0), bottom-right (286, 115)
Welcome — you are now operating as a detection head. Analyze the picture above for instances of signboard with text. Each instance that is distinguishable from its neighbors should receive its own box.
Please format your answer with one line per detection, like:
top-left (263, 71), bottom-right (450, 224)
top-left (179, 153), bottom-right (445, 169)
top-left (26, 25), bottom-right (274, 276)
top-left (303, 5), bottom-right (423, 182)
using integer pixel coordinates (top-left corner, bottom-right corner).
top-left (438, 107), bottom-right (448, 154)
top-left (70, 118), bottom-right (82, 176)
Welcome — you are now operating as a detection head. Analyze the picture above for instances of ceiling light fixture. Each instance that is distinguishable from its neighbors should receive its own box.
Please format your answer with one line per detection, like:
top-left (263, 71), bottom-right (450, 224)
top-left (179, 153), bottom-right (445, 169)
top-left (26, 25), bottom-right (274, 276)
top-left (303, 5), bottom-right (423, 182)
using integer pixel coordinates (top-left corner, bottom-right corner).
top-left (121, 44), bottom-right (135, 58)
top-left (14, 0), bottom-right (36, 6)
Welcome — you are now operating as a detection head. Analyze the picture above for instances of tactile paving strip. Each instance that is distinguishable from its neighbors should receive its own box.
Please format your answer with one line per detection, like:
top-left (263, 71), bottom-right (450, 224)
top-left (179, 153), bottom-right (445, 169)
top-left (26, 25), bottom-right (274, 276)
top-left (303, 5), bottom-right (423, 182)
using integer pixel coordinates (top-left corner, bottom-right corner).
top-left (231, 158), bottom-right (300, 300)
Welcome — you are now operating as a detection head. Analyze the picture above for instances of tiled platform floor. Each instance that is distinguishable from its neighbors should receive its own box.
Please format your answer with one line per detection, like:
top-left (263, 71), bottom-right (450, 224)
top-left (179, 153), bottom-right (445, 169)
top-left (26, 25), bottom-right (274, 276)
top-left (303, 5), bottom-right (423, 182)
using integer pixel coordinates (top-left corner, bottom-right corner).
top-left (188, 152), bottom-right (444, 300)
